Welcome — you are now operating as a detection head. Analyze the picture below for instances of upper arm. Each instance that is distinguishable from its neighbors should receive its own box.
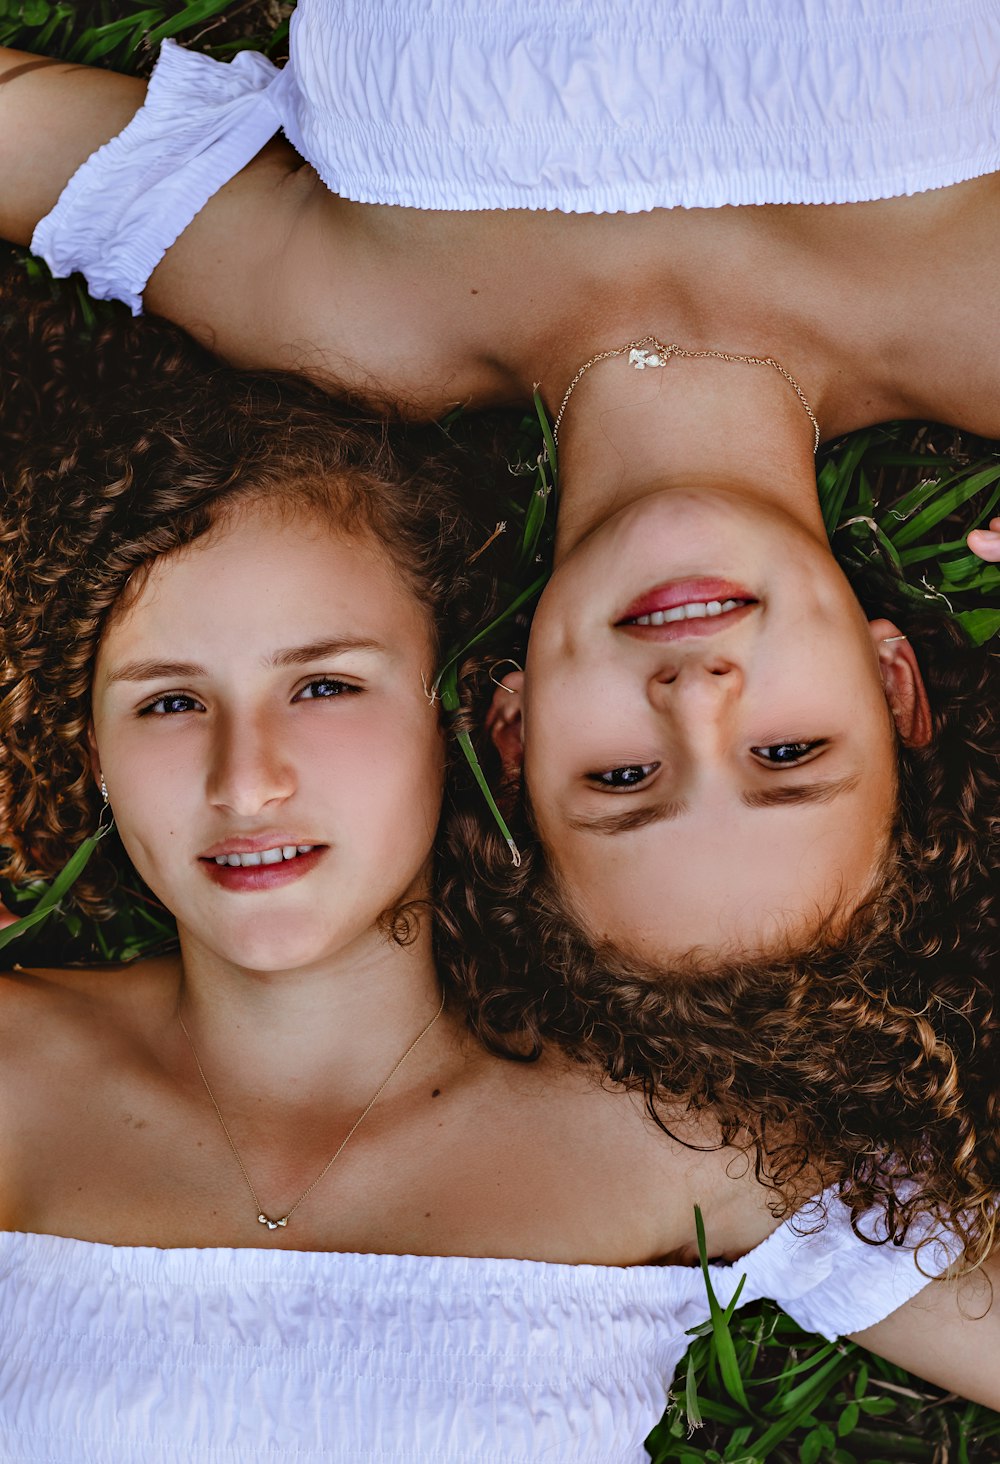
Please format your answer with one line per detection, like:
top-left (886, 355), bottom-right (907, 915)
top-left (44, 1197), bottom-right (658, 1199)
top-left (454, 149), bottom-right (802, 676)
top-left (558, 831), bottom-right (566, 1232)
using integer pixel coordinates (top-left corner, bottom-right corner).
top-left (0, 49), bottom-right (145, 244)
top-left (851, 1249), bottom-right (1000, 1410)
top-left (142, 139), bottom-right (340, 376)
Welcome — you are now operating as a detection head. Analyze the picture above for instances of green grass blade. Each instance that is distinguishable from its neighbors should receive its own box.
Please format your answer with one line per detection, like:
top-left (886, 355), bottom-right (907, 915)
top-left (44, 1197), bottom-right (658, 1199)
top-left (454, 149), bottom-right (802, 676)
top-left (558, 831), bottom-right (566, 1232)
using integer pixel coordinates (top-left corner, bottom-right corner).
top-left (146, 0), bottom-right (239, 45)
top-left (890, 465), bottom-right (1000, 548)
top-left (694, 1206), bottom-right (750, 1410)
top-left (0, 825), bottom-right (106, 952)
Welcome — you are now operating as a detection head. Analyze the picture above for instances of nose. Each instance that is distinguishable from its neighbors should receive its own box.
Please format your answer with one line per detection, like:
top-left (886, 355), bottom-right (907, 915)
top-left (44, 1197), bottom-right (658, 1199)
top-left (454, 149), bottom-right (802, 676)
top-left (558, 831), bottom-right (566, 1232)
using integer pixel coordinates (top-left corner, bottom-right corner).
top-left (206, 709), bottom-right (296, 816)
top-left (650, 654), bottom-right (742, 697)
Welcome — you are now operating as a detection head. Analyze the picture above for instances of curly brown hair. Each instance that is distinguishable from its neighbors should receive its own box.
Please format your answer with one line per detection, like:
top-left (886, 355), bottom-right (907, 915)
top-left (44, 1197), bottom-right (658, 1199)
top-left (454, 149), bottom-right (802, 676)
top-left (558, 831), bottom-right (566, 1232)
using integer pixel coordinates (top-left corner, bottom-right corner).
top-left (440, 556), bottom-right (1000, 1264)
top-left (0, 278), bottom-right (501, 920)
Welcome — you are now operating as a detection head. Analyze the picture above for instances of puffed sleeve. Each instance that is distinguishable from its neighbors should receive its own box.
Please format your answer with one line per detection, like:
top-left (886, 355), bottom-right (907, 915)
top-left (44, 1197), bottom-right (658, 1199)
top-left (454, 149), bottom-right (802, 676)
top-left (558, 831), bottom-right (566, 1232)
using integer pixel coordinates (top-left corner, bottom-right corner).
top-left (31, 40), bottom-right (294, 315)
top-left (731, 1193), bottom-right (960, 1341)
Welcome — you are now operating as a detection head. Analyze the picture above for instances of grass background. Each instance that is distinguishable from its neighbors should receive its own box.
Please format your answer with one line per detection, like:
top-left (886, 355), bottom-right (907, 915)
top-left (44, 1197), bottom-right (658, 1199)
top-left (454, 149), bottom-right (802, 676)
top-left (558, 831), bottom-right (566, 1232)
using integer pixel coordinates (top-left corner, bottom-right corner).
top-left (1, 3), bottom-right (1000, 1460)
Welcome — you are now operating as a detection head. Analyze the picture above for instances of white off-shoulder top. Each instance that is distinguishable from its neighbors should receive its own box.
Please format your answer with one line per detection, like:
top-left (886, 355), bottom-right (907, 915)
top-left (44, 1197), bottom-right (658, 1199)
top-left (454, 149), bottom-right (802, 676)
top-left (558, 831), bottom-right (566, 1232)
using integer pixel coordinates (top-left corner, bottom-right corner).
top-left (32, 0), bottom-right (1000, 312)
top-left (0, 1204), bottom-right (953, 1463)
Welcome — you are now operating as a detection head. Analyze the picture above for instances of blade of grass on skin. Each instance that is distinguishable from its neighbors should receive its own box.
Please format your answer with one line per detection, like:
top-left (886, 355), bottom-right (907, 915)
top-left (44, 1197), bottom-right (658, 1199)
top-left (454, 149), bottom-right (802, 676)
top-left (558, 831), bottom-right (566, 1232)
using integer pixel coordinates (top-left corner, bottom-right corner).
top-left (534, 390), bottom-right (559, 493)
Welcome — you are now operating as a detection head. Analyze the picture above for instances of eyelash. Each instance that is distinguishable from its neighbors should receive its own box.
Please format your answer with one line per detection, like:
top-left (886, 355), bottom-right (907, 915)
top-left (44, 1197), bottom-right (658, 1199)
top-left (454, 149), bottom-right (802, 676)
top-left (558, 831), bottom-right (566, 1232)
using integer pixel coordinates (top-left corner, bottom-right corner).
top-left (750, 740), bottom-right (826, 766)
top-left (293, 677), bottom-right (361, 700)
top-left (137, 678), bottom-right (360, 716)
top-left (587, 762), bottom-right (660, 789)
top-left (588, 740), bottom-right (826, 788)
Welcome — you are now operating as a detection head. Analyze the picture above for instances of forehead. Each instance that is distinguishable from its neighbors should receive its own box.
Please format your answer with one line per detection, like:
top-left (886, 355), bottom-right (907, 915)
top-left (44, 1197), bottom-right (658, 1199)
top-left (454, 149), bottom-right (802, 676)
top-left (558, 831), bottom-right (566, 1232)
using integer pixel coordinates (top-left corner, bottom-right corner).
top-left (547, 775), bottom-right (895, 960)
top-left (96, 501), bottom-right (430, 672)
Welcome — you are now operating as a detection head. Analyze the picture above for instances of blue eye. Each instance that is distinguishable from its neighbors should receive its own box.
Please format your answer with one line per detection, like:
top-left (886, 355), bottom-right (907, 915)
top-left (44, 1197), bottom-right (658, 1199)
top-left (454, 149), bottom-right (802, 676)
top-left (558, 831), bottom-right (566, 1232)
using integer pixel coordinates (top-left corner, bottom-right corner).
top-left (294, 678), bottom-right (360, 700)
top-left (751, 741), bottom-right (824, 765)
top-left (139, 693), bottom-right (203, 716)
top-left (588, 762), bottom-right (660, 789)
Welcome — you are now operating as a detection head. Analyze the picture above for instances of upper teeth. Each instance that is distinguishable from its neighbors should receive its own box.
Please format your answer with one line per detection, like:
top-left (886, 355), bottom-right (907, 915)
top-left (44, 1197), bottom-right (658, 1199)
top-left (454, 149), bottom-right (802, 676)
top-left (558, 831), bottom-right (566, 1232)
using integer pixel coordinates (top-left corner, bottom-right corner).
top-left (214, 845), bottom-right (314, 867)
top-left (632, 598), bottom-right (743, 626)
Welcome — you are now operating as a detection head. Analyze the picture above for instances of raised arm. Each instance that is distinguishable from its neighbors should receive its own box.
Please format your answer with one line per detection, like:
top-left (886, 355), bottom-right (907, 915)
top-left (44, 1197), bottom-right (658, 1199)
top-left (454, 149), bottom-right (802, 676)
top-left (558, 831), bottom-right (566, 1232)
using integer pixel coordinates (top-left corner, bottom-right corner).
top-left (0, 49), bottom-right (144, 244)
top-left (0, 46), bottom-right (337, 381)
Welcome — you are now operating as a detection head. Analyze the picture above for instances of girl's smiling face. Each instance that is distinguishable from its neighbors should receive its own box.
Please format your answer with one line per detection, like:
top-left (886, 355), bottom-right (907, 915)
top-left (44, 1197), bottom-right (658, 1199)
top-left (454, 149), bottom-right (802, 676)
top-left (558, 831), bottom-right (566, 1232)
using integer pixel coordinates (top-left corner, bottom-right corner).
top-left (507, 487), bottom-right (930, 961)
top-left (90, 499), bottom-right (444, 974)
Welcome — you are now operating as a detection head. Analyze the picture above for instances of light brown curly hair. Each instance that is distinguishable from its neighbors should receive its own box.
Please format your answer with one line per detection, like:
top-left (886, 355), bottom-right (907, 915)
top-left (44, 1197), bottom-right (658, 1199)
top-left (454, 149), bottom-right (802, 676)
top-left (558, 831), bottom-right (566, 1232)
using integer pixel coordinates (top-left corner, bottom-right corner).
top-left (439, 531), bottom-right (1000, 1266)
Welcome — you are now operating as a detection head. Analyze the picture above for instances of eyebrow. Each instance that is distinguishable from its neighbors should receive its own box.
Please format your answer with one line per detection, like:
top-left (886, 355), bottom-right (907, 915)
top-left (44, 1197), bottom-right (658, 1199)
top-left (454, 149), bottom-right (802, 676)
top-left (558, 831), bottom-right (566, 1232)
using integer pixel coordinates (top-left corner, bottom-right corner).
top-left (740, 775), bottom-right (861, 808)
top-left (567, 774), bottom-right (861, 836)
top-left (105, 638), bottom-right (385, 684)
top-left (565, 799), bottom-right (689, 834)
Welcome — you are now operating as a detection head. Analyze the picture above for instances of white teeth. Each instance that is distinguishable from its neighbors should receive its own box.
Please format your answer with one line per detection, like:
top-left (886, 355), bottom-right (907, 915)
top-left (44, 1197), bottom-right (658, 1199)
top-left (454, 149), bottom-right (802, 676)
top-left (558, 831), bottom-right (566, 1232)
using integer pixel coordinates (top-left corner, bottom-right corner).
top-left (631, 598), bottom-right (748, 625)
top-left (214, 845), bottom-right (315, 868)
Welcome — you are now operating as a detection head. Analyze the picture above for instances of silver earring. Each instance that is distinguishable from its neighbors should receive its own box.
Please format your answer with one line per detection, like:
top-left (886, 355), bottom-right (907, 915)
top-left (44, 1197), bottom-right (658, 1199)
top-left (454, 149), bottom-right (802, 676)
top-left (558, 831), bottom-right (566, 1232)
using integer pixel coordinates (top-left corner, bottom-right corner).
top-left (489, 659), bottom-right (523, 692)
top-left (880, 635), bottom-right (908, 644)
top-left (99, 776), bottom-right (109, 802)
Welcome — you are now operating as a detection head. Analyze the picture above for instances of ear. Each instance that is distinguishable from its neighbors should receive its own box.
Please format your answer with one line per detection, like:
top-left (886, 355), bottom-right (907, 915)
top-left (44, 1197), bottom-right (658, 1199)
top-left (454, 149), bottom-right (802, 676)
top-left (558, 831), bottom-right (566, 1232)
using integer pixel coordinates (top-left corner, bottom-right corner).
top-left (486, 670), bottom-right (524, 778)
top-left (868, 619), bottom-right (933, 748)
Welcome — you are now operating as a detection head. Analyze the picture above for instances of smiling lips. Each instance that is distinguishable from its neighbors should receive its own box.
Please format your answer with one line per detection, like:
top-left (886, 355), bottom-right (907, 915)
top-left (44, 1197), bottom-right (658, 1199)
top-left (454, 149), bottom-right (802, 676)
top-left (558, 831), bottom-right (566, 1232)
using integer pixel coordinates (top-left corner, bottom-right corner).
top-left (200, 841), bottom-right (325, 891)
top-left (617, 577), bottom-right (758, 640)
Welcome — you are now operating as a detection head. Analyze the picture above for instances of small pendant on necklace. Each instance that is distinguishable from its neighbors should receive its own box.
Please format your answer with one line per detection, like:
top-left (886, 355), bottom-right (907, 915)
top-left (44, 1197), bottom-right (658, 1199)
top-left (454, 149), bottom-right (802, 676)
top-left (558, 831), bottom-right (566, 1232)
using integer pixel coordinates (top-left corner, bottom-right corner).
top-left (258, 1213), bottom-right (288, 1230)
top-left (629, 347), bottom-right (664, 370)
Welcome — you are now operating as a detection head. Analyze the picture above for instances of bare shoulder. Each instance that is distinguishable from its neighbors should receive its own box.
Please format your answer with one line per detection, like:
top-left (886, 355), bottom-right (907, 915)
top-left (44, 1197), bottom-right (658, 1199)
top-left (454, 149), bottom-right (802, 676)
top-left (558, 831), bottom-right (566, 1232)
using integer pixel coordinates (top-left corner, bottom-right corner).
top-left (0, 955), bottom-right (178, 1074)
top-left (485, 1043), bottom-right (782, 1263)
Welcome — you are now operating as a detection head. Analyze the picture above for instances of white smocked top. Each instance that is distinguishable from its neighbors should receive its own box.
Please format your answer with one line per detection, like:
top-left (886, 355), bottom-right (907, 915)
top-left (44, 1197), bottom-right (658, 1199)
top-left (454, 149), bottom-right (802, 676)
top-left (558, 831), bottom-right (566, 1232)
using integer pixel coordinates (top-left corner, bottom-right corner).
top-left (32, 0), bottom-right (1000, 313)
top-left (0, 1203), bottom-right (953, 1463)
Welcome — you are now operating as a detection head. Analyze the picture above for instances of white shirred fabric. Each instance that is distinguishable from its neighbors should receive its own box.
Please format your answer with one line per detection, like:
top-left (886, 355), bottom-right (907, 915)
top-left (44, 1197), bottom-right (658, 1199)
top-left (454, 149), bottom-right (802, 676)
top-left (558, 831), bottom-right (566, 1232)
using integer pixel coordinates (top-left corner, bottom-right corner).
top-left (32, 44), bottom-right (291, 314)
top-left (31, 0), bottom-right (1000, 312)
top-left (0, 1196), bottom-right (954, 1463)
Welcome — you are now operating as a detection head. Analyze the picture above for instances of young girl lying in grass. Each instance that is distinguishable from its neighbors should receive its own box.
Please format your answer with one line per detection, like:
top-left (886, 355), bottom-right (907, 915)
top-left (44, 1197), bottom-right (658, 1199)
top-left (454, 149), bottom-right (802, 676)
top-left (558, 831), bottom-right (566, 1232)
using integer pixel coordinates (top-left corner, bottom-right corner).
top-left (0, 282), bottom-right (999, 1462)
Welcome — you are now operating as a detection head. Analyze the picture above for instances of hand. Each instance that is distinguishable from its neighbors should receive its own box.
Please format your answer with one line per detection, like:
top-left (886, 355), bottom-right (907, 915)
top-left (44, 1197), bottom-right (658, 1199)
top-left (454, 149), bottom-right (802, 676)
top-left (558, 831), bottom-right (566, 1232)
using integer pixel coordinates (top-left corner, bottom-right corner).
top-left (967, 516), bottom-right (1000, 562)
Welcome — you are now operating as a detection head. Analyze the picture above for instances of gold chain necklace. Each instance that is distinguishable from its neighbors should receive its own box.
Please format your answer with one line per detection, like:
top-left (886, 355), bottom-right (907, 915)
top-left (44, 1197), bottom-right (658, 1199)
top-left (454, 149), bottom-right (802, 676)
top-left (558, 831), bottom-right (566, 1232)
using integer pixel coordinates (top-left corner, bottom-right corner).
top-left (551, 335), bottom-right (821, 454)
top-left (177, 989), bottom-right (446, 1231)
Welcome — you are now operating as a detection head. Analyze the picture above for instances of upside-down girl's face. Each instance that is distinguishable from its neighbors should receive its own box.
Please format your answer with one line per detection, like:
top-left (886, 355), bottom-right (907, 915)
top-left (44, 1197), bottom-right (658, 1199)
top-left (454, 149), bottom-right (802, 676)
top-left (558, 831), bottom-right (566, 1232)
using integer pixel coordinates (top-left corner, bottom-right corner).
top-left (500, 487), bottom-right (930, 961)
top-left (90, 499), bottom-right (444, 973)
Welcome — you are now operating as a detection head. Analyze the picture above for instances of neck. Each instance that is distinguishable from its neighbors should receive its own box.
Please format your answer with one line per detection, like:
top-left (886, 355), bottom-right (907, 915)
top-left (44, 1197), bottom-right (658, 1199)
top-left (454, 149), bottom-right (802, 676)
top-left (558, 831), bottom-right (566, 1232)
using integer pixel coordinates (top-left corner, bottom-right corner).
top-left (551, 344), bottom-right (829, 561)
top-left (172, 916), bottom-right (447, 1106)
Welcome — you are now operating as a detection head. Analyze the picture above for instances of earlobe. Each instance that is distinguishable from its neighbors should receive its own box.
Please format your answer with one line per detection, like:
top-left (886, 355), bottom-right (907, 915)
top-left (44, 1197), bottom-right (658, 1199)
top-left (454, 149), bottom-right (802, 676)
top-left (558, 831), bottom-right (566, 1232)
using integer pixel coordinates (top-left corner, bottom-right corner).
top-left (868, 619), bottom-right (933, 748)
top-left (486, 671), bottom-right (525, 777)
